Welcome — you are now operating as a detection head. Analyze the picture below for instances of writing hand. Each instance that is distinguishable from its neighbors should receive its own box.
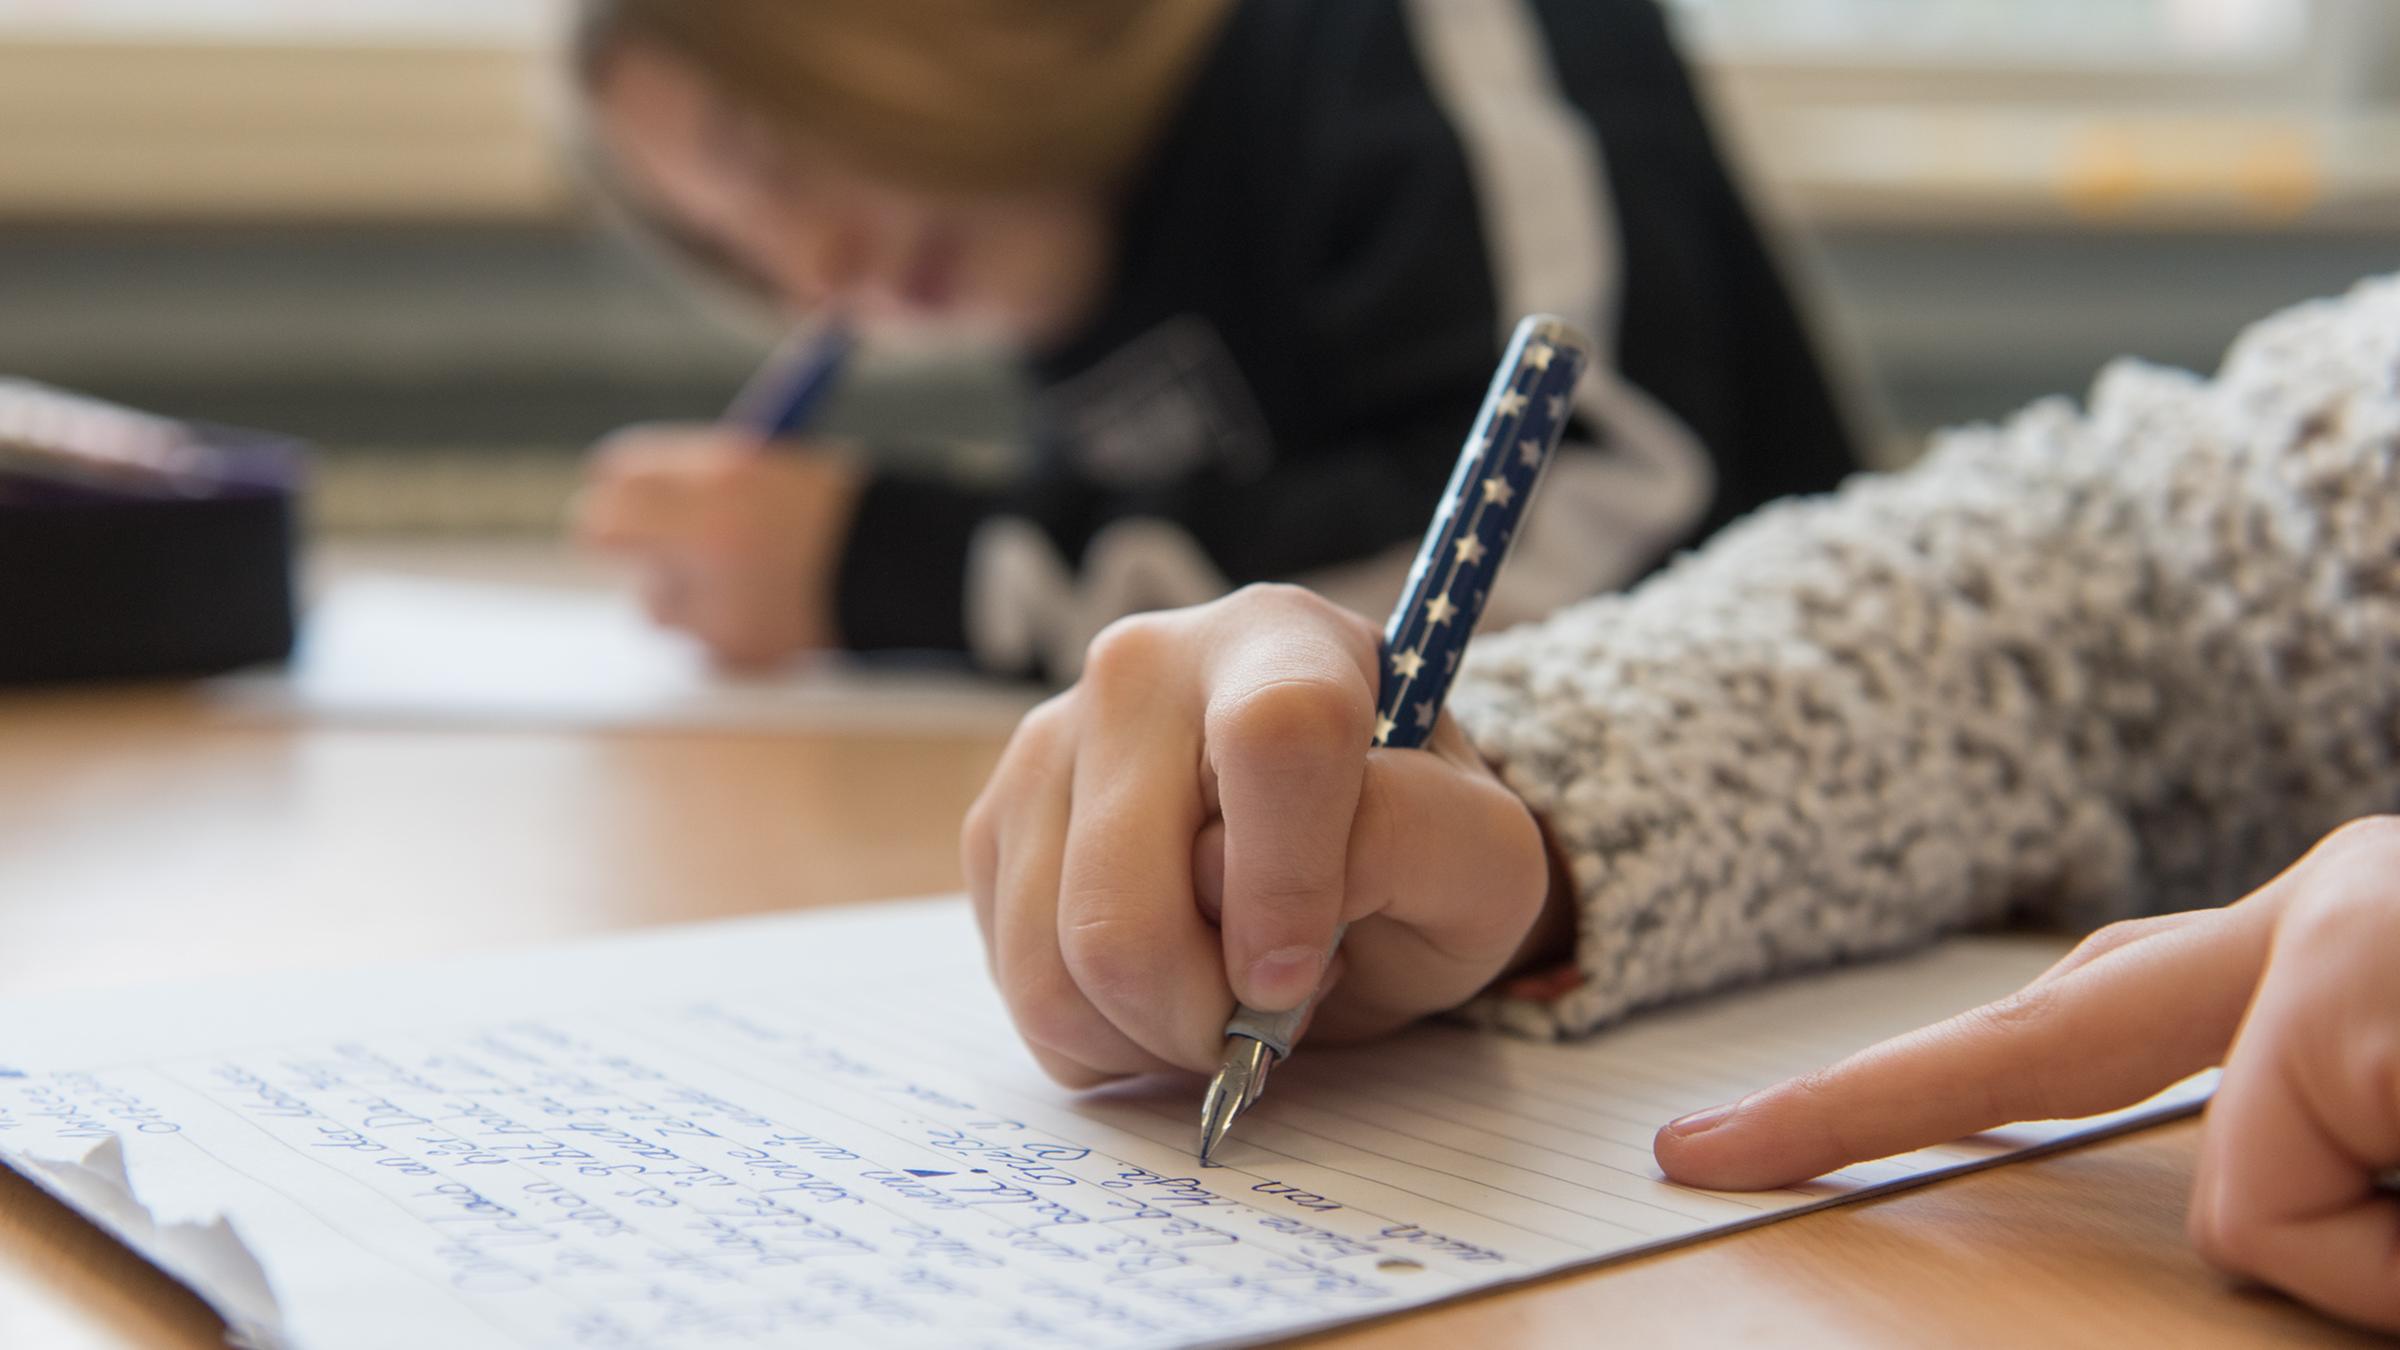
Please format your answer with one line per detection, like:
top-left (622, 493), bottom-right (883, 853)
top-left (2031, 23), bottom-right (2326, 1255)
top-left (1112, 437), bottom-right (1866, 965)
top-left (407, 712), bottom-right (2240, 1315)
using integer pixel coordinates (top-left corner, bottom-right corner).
top-left (574, 423), bottom-right (864, 669)
top-left (962, 584), bottom-right (1569, 1087)
top-left (1656, 817), bottom-right (2400, 1334)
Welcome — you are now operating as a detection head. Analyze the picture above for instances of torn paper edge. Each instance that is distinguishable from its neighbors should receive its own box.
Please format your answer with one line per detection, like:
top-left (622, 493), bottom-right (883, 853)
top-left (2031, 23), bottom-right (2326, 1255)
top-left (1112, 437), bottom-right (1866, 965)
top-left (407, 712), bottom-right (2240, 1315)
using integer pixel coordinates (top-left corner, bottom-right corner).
top-left (2, 1136), bottom-right (287, 1350)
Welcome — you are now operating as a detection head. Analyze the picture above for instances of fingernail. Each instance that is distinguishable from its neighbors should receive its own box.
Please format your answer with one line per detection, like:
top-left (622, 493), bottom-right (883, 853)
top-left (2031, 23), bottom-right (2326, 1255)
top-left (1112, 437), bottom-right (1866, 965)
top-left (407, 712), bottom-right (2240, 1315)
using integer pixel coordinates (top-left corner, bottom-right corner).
top-left (1665, 1102), bottom-right (1738, 1138)
top-left (1247, 945), bottom-right (1326, 1009)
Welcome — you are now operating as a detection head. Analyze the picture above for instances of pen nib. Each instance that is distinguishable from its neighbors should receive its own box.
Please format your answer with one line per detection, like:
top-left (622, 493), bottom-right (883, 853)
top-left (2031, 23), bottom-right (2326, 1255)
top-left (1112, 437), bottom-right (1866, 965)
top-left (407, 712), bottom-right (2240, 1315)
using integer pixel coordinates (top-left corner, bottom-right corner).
top-left (1197, 1035), bottom-right (1275, 1163)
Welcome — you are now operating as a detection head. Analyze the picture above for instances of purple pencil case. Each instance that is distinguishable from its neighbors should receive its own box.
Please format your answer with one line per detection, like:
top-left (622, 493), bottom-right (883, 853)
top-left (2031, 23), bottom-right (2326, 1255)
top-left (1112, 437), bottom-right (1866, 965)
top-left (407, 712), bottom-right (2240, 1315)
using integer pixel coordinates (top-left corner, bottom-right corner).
top-left (0, 380), bottom-right (304, 684)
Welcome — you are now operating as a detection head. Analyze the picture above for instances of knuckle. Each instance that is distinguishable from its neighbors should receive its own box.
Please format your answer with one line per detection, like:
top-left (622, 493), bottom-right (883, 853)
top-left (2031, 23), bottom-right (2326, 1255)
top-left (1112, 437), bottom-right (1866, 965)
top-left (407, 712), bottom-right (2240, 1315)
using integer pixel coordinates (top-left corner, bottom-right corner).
top-left (1023, 690), bottom-right (1078, 737)
top-left (1782, 1065), bottom-right (1843, 1113)
top-left (1220, 581), bottom-right (1318, 614)
top-left (1966, 980), bottom-right (2063, 1038)
top-left (999, 693), bottom-right (1077, 766)
top-left (2316, 814), bottom-right (2400, 864)
top-left (1218, 582), bottom-right (1381, 653)
top-left (1056, 905), bottom-right (1154, 1013)
top-left (2067, 914), bottom-right (2177, 965)
top-left (1215, 676), bottom-right (1371, 764)
top-left (1080, 614), bottom-right (1175, 689)
top-left (1221, 581), bottom-right (1342, 627)
top-left (1946, 988), bottom-right (2070, 1113)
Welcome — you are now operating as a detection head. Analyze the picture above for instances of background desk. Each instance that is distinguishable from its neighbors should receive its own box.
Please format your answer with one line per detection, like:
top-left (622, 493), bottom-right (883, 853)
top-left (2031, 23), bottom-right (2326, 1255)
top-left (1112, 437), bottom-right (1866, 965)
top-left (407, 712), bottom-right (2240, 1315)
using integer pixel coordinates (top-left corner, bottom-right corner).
top-left (0, 687), bottom-right (2375, 1348)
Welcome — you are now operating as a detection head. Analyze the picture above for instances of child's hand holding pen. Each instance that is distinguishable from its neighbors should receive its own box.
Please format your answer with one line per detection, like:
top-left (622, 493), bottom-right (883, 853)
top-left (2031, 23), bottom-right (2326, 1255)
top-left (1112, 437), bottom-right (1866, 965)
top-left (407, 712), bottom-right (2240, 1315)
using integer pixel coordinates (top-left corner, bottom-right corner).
top-left (574, 423), bottom-right (863, 668)
top-left (961, 582), bottom-right (1573, 1088)
top-left (576, 326), bottom-right (862, 669)
top-left (966, 317), bottom-right (1592, 1112)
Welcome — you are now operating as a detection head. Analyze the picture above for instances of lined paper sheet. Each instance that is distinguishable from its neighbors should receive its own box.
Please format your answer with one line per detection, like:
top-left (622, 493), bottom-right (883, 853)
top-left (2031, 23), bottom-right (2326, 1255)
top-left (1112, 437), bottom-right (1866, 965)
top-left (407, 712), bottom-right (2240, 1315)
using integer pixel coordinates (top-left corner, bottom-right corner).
top-left (209, 576), bottom-right (1040, 735)
top-left (0, 899), bottom-right (2212, 1350)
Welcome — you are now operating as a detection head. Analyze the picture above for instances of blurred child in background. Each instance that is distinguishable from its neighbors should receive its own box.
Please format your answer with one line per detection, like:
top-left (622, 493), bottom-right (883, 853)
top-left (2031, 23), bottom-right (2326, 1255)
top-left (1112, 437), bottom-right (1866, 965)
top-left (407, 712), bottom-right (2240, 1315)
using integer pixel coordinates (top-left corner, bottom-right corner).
top-left (569, 0), bottom-right (1859, 675)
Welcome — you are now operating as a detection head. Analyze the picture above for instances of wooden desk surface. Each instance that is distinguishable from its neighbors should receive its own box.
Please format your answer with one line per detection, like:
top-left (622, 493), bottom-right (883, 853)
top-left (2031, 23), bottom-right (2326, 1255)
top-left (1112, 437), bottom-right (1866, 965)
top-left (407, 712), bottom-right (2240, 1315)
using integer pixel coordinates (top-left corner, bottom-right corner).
top-left (0, 687), bottom-right (2375, 1349)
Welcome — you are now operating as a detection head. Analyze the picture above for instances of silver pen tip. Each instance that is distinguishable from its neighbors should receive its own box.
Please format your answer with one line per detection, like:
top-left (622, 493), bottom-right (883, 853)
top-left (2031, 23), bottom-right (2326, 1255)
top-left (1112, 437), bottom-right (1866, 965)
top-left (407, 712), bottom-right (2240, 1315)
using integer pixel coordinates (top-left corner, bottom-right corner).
top-left (1197, 1036), bottom-right (1274, 1163)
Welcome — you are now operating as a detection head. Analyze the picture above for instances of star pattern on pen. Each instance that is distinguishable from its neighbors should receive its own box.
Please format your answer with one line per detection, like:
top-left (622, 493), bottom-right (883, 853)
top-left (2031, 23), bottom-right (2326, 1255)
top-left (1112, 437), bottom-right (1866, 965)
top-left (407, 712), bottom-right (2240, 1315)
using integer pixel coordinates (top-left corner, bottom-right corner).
top-left (1375, 330), bottom-right (1582, 758)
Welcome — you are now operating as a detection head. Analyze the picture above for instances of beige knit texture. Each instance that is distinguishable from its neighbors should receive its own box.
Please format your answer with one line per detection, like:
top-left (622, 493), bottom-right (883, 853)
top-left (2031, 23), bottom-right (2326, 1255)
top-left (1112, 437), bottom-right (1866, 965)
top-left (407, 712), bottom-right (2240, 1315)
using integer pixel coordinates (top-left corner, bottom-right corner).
top-left (1453, 275), bottom-right (2400, 1038)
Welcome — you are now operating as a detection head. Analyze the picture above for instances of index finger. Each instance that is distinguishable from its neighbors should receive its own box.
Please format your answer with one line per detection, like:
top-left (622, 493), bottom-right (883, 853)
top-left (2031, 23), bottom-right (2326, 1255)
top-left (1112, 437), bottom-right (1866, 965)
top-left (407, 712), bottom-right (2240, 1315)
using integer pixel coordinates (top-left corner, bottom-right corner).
top-left (1655, 903), bottom-right (2278, 1191)
top-left (1051, 626), bottom-right (1236, 1072)
top-left (1199, 587), bottom-right (1379, 1013)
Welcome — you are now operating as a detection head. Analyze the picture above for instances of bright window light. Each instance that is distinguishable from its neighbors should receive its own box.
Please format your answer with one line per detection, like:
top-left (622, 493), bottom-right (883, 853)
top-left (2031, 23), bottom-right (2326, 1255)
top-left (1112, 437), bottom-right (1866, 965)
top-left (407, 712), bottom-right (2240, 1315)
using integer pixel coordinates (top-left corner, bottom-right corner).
top-left (1669, 0), bottom-right (2312, 66)
top-left (0, 0), bottom-right (563, 43)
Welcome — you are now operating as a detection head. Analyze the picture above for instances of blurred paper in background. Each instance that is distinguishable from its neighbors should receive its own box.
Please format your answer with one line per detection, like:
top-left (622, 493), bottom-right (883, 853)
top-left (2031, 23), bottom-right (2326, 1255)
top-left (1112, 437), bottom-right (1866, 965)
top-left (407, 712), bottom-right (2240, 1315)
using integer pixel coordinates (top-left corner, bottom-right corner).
top-left (213, 572), bottom-right (1039, 735)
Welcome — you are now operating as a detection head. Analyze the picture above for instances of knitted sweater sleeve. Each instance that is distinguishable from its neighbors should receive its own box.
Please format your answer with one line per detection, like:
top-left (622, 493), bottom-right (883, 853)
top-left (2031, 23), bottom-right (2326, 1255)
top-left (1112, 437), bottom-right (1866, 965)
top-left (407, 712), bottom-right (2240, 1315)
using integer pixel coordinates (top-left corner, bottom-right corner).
top-left (1448, 276), bottom-right (2400, 1039)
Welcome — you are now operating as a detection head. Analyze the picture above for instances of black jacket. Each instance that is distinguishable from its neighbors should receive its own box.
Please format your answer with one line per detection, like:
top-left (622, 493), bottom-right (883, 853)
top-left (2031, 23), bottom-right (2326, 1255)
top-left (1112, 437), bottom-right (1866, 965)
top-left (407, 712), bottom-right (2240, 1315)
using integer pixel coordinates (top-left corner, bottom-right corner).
top-left (835, 0), bottom-right (1858, 677)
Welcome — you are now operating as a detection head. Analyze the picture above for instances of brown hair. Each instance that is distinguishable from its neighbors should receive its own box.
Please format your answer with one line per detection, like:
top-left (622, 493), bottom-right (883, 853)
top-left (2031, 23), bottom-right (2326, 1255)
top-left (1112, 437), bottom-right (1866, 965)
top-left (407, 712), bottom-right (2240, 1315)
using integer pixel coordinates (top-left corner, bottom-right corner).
top-left (574, 0), bottom-right (1234, 194)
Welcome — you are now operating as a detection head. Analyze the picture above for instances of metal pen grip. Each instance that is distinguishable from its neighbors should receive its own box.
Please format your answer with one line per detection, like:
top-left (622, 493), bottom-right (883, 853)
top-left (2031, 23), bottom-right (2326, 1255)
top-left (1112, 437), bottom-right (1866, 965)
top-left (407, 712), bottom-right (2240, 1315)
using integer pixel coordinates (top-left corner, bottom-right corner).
top-left (1222, 922), bottom-right (1350, 1059)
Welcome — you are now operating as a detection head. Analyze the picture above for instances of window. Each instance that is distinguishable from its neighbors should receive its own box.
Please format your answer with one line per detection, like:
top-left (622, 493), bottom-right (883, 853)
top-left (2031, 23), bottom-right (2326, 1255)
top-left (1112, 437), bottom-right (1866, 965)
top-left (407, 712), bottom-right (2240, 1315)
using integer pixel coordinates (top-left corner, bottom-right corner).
top-left (1671, 0), bottom-right (2309, 68)
top-left (1671, 0), bottom-right (2400, 115)
top-left (1675, 0), bottom-right (2400, 232)
top-left (0, 0), bottom-right (559, 43)
top-left (0, 0), bottom-right (570, 218)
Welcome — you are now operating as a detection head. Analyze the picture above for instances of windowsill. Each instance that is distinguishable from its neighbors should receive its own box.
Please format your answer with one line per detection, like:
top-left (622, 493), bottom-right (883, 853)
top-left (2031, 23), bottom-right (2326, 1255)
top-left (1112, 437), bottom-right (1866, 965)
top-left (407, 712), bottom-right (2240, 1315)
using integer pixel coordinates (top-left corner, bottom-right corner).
top-left (0, 37), bottom-right (572, 222)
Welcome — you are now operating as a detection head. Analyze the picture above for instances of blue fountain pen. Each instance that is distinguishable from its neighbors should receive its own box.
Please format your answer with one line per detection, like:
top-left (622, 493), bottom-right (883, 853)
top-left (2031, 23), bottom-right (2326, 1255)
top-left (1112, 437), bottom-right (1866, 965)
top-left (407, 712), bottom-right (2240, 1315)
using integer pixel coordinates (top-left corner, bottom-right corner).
top-left (1198, 314), bottom-right (1596, 1162)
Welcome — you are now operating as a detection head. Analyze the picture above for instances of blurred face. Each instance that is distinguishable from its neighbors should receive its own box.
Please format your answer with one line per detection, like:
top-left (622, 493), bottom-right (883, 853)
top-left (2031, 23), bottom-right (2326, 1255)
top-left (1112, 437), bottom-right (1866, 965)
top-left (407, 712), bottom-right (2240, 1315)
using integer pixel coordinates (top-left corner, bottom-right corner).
top-left (592, 39), bottom-right (1114, 347)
